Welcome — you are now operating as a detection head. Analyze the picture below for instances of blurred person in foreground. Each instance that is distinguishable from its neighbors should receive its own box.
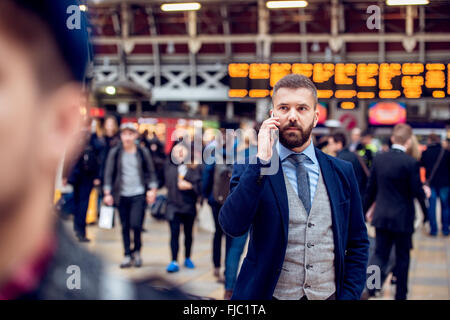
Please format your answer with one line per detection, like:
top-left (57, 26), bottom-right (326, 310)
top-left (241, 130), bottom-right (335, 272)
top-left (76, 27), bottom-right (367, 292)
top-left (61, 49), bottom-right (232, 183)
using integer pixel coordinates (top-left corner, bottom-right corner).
top-left (0, 0), bottom-right (186, 299)
top-left (362, 124), bottom-right (428, 300)
top-left (219, 74), bottom-right (369, 300)
top-left (420, 133), bottom-right (450, 237)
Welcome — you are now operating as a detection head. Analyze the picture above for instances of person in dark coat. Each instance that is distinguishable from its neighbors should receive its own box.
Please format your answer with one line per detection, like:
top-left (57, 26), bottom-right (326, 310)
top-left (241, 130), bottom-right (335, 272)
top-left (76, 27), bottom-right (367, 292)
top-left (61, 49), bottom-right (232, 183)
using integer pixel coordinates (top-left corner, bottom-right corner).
top-left (98, 115), bottom-right (121, 184)
top-left (327, 132), bottom-right (368, 198)
top-left (165, 141), bottom-right (202, 273)
top-left (66, 125), bottom-right (101, 242)
top-left (420, 133), bottom-right (450, 237)
top-left (362, 124), bottom-right (428, 300)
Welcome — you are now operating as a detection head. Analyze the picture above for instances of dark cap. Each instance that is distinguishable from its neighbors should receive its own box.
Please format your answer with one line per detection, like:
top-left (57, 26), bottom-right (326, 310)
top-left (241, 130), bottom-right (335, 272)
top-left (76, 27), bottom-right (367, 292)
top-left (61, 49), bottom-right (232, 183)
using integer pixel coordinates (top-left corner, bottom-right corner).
top-left (13, 0), bottom-right (91, 83)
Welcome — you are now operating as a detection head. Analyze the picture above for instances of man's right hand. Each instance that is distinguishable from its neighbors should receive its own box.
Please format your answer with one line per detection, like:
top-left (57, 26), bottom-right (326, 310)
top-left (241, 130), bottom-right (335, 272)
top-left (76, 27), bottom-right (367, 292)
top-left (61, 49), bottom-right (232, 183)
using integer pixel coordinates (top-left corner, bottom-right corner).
top-left (256, 116), bottom-right (280, 162)
top-left (103, 194), bottom-right (114, 206)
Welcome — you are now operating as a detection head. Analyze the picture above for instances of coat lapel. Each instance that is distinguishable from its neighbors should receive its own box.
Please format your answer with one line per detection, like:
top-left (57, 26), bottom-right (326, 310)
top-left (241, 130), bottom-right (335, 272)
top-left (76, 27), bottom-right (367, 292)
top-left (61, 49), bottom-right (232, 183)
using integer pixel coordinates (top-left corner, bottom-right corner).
top-left (268, 157), bottom-right (289, 243)
top-left (315, 148), bottom-right (344, 284)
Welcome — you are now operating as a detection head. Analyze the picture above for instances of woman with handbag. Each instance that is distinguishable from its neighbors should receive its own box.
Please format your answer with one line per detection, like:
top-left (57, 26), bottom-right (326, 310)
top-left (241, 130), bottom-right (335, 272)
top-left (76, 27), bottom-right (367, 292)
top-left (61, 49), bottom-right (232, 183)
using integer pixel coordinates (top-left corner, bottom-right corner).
top-left (164, 141), bottom-right (202, 273)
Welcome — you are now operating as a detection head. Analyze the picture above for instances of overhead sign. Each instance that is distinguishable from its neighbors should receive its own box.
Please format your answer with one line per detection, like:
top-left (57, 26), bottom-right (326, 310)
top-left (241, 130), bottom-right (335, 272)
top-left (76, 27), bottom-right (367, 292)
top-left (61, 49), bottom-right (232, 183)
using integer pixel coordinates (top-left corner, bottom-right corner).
top-left (228, 63), bottom-right (450, 99)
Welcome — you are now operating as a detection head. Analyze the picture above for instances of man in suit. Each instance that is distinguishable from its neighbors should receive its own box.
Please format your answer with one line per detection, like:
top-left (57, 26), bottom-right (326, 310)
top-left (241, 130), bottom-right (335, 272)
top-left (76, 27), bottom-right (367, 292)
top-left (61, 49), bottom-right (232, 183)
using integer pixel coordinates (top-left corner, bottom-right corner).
top-left (219, 74), bottom-right (369, 300)
top-left (362, 123), bottom-right (427, 300)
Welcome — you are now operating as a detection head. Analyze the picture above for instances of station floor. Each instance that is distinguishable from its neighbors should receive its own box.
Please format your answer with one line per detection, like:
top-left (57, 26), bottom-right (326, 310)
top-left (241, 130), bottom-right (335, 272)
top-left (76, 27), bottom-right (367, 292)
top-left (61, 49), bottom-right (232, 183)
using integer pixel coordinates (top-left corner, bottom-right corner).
top-left (66, 203), bottom-right (450, 300)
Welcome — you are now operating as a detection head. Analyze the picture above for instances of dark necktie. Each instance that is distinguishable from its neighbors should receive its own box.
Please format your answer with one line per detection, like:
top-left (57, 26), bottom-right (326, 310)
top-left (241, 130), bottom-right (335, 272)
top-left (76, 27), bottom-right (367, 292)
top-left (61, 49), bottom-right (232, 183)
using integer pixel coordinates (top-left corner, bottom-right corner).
top-left (287, 153), bottom-right (311, 214)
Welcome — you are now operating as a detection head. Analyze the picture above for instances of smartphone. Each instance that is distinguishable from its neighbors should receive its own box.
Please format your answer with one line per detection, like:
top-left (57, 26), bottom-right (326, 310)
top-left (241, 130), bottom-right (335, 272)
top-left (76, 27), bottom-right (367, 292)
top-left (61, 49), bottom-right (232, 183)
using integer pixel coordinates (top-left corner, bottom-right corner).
top-left (270, 110), bottom-right (278, 141)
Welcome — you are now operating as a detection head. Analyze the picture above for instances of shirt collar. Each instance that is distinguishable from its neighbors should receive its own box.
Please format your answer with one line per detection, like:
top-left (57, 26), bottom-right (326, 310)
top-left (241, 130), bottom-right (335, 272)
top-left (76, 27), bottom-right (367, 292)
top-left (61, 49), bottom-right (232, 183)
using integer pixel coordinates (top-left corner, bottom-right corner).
top-left (391, 144), bottom-right (406, 152)
top-left (277, 139), bottom-right (317, 164)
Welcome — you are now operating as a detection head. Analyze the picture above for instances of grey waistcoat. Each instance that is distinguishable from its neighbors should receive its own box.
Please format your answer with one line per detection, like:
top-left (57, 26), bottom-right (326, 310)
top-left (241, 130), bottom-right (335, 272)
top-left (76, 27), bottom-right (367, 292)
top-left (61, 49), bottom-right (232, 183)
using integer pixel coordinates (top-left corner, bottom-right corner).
top-left (273, 170), bottom-right (336, 300)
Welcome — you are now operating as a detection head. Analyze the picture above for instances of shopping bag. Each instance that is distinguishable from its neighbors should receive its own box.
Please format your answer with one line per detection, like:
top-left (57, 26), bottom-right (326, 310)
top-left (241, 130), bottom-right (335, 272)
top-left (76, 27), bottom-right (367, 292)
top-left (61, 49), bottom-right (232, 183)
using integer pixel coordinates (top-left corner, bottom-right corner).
top-left (86, 188), bottom-right (98, 224)
top-left (197, 201), bottom-right (215, 233)
top-left (99, 205), bottom-right (115, 229)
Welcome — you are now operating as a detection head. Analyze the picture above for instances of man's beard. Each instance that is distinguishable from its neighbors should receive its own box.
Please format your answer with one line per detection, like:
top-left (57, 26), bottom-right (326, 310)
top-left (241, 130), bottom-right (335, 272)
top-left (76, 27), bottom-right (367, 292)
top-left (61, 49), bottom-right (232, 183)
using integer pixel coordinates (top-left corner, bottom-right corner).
top-left (279, 120), bottom-right (314, 150)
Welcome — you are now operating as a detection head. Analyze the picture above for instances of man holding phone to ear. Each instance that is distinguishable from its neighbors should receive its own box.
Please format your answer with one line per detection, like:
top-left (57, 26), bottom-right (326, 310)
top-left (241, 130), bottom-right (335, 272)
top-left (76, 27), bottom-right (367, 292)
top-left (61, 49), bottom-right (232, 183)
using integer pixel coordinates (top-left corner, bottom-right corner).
top-left (219, 74), bottom-right (369, 300)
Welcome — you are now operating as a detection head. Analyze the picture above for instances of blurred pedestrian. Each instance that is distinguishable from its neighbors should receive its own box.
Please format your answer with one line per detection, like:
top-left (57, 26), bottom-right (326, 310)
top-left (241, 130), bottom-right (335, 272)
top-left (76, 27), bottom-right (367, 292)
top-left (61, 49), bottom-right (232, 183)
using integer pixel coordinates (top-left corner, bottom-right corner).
top-left (362, 124), bottom-right (428, 300)
top-left (349, 127), bottom-right (362, 152)
top-left (357, 130), bottom-right (377, 169)
top-left (201, 129), bottom-right (233, 281)
top-left (223, 131), bottom-right (256, 299)
top-left (66, 120), bottom-right (101, 242)
top-left (103, 123), bottom-right (158, 268)
top-left (420, 133), bottom-right (450, 237)
top-left (148, 131), bottom-right (167, 189)
top-left (164, 142), bottom-right (202, 273)
top-left (327, 132), bottom-right (368, 198)
top-left (99, 115), bottom-right (120, 182)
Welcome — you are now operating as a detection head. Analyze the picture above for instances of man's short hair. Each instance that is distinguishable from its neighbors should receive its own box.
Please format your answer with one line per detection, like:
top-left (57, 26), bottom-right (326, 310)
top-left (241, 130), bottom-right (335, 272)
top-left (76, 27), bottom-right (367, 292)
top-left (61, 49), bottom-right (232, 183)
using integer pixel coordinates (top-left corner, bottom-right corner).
top-left (428, 133), bottom-right (441, 144)
top-left (392, 123), bottom-right (413, 145)
top-left (272, 74), bottom-right (318, 106)
top-left (331, 132), bottom-right (347, 148)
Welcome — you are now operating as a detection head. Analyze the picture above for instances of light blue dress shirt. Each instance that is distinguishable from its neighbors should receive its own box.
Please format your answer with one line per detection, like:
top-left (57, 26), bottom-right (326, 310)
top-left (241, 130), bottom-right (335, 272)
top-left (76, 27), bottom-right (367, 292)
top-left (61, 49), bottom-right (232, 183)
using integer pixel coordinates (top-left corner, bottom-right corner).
top-left (277, 139), bottom-right (319, 205)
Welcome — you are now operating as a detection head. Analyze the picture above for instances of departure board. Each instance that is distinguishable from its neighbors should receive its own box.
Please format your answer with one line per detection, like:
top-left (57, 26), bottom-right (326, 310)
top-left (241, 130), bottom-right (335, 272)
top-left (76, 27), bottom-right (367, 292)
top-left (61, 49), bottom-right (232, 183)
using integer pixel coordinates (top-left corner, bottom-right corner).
top-left (228, 63), bottom-right (450, 99)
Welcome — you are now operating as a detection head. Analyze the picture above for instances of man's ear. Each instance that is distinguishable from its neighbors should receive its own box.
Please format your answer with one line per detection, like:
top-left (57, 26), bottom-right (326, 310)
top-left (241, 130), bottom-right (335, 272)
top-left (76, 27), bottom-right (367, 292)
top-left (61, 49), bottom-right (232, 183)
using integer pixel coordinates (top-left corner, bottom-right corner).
top-left (313, 104), bottom-right (320, 127)
top-left (38, 83), bottom-right (83, 171)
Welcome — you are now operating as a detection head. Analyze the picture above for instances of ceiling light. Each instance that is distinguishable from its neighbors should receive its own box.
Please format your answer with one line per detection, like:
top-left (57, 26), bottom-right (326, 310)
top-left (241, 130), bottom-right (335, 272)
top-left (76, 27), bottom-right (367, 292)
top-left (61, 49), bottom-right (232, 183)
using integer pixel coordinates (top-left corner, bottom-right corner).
top-left (79, 4), bottom-right (88, 12)
top-left (386, 0), bottom-right (429, 5)
top-left (105, 86), bottom-right (116, 95)
top-left (266, 1), bottom-right (308, 9)
top-left (161, 2), bottom-right (201, 12)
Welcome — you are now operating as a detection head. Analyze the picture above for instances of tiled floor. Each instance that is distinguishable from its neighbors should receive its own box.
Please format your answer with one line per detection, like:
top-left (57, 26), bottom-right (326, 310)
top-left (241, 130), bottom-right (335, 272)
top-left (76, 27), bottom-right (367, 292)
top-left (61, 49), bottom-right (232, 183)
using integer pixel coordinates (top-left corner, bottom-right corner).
top-left (68, 205), bottom-right (449, 300)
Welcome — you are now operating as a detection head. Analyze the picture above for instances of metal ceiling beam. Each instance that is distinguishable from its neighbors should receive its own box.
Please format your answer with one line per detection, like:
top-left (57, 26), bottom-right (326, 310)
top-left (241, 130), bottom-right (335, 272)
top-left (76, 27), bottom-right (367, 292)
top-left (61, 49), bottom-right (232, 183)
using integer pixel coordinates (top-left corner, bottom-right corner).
top-left (299, 7), bottom-right (308, 63)
top-left (146, 6), bottom-right (161, 87)
top-left (220, 5), bottom-right (232, 60)
top-left (92, 32), bottom-right (450, 45)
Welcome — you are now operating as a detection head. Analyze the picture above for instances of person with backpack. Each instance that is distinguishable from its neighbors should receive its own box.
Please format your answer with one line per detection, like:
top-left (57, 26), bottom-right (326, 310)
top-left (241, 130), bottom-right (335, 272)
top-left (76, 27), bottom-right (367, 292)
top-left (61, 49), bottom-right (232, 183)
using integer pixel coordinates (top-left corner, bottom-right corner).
top-left (103, 122), bottom-right (158, 268)
top-left (223, 130), bottom-right (257, 299)
top-left (164, 141), bottom-right (202, 273)
top-left (201, 130), bottom-right (236, 281)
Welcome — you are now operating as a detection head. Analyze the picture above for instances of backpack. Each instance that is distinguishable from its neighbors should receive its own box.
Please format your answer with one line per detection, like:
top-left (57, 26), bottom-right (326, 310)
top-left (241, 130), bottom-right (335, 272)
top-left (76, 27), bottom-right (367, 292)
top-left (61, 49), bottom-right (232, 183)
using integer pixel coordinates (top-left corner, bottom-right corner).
top-left (212, 164), bottom-right (233, 205)
top-left (150, 195), bottom-right (167, 220)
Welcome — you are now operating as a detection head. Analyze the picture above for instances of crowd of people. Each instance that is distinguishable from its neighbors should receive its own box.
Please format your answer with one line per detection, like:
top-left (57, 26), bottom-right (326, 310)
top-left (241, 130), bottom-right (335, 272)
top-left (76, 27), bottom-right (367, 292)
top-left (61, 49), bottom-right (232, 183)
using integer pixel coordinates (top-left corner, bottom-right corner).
top-left (319, 127), bottom-right (449, 300)
top-left (59, 114), bottom-right (260, 299)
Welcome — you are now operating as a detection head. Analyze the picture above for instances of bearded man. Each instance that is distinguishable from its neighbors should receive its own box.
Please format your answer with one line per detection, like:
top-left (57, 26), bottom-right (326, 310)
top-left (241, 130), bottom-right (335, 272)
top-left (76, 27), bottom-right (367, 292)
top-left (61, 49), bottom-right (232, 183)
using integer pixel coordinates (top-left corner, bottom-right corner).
top-left (219, 74), bottom-right (369, 300)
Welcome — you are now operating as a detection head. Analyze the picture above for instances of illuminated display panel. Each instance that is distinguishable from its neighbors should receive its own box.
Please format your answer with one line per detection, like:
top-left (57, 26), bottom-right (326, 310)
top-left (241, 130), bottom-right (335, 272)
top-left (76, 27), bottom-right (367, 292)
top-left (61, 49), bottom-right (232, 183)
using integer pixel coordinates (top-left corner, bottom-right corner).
top-left (228, 62), bottom-right (449, 99)
top-left (368, 102), bottom-right (406, 125)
